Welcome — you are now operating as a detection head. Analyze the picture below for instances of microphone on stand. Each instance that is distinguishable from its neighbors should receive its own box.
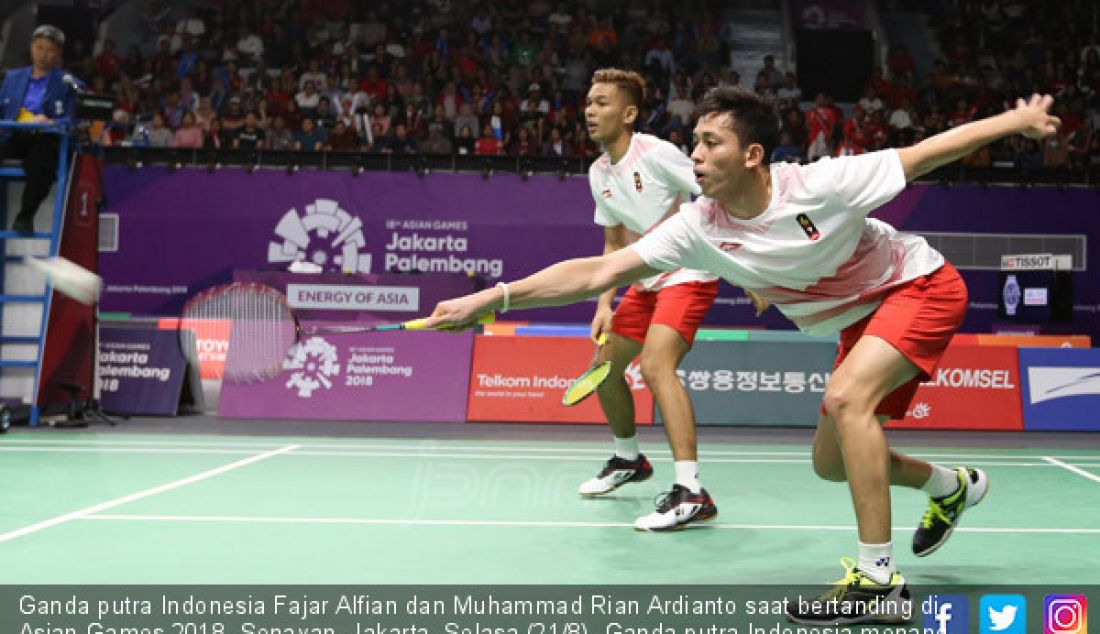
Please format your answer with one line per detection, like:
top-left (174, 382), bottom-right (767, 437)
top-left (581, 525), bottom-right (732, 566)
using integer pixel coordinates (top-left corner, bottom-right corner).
top-left (61, 73), bottom-right (86, 94)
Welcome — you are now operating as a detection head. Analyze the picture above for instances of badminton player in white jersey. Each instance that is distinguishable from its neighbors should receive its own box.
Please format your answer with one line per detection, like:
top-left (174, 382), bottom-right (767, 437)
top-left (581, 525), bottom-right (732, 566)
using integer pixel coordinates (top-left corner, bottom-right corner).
top-left (426, 86), bottom-right (1060, 623)
top-left (578, 68), bottom-right (737, 531)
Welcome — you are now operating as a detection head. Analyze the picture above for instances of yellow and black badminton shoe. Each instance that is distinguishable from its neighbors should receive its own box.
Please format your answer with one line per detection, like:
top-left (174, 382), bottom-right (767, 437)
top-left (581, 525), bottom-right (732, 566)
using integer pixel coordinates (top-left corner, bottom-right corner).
top-left (786, 558), bottom-right (912, 626)
top-left (913, 467), bottom-right (989, 557)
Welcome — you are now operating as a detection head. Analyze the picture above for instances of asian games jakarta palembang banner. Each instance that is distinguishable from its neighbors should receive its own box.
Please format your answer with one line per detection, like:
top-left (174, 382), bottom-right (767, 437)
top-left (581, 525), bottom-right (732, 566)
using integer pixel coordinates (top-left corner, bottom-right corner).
top-left (97, 167), bottom-right (768, 325)
top-left (99, 167), bottom-right (1100, 338)
top-left (99, 168), bottom-right (597, 322)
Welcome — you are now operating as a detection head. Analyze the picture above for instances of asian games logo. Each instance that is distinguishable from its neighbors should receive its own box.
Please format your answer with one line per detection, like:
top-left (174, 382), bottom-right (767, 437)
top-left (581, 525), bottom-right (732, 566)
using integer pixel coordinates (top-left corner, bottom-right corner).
top-left (267, 198), bottom-right (373, 273)
top-left (284, 336), bottom-right (341, 398)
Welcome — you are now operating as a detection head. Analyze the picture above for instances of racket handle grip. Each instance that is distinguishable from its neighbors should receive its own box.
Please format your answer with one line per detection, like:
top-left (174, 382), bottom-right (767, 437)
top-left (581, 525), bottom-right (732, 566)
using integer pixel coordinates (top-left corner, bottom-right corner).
top-left (403, 312), bottom-right (496, 331)
top-left (402, 318), bottom-right (433, 331)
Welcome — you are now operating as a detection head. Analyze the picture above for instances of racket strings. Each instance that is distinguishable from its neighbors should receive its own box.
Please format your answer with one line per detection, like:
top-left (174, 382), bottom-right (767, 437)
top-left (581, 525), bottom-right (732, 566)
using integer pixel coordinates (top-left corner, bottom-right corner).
top-left (180, 284), bottom-right (298, 382)
top-left (562, 362), bottom-right (612, 406)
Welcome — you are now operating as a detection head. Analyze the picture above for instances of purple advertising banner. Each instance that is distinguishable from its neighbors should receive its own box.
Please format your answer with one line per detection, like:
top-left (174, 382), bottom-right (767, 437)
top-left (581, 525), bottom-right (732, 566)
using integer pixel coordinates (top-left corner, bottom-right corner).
top-left (232, 270), bottom-right (479, 324)
top-left (217, 329), bottom-right (474, 422)
top-left (100, 167), bottom-right (1100, 341)
top-left (99, 167), bottom-right (762, 324)
top-left (100, 168), bottom-right (606, 323)
top-left (98, 327), bottom-right (187, 415)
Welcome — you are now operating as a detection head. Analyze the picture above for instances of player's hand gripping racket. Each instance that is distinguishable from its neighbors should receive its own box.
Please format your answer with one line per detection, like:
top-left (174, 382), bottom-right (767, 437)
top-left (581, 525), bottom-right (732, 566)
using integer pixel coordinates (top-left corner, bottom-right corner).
top-left (177, 282), bottom-right (494, 383)
top-left (562, 333), bottom-right (611, 407)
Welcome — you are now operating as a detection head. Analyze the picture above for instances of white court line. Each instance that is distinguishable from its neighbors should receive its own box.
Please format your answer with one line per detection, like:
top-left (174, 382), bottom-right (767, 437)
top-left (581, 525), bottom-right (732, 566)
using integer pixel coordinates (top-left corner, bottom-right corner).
top-left (0, 445), bottom-right (1092, 467)
top-left (2, 445), bottom-right (1098, 468)
top-left (1043, 456), bottom-right (1100, 485)
top-left (0, 445), bottom-right (299, 545)
top-left (80, 514), bottom-right (1100, 535)
top-left (4, 437), bottom-right (1097, 462)
top-left (0, 446), bottom-right (260, 455)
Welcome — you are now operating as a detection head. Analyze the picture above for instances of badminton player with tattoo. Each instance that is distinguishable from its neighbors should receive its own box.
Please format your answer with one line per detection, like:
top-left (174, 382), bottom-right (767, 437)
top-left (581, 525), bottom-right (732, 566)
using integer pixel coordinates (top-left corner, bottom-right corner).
top-left (425, 87), bottom-right (1060, 623)
top-left (578, 68), bottom-right (728, 531)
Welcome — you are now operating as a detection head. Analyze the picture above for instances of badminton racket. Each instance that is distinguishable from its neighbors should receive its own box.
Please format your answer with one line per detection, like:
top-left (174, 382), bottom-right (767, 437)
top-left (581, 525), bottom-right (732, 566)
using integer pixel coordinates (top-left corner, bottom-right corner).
top-left (562, 332), bottom-right (611, 407)
top-left (177, 282), bottom-right (494, 383)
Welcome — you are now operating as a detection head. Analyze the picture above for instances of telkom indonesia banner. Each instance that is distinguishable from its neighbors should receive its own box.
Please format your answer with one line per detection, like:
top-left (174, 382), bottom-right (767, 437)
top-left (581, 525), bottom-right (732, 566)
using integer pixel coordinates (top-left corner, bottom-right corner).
top-left (467, 336), bottom-right (653, 424)
top-left (887, 345), bottom-right (1023, 430)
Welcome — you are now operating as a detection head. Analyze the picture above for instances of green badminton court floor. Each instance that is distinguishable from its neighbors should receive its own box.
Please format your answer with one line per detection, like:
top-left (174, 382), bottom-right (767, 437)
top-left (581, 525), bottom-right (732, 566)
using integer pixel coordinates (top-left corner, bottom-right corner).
top-left (1, 430), bottom-right (1098, 584)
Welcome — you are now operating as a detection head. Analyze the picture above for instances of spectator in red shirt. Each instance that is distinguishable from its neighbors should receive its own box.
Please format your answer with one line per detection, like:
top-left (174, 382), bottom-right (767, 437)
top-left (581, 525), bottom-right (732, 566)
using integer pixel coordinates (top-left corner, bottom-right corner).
top-left (453, 43), bottom-right (480, 79)
top-left (886, 74), bottom-right (918, 110)
top-left (475, 123), bottom-right (503, 154)
top-left (587, 16), bottom-right (618, 49)
top-left (836, 107), bottom-right (870, 156)
top-left (865, 108), bottom-right (890, 150)
top-left (948, 98), bottom-right (976, 128)
top-left (95, 38), bottom-right (122, 80)
top-left (886, 44), bottom-right (916, 80)
top-left (805, 92), bottom-right (840, 161)
top-left (864, 68), bottom-right (892, 100)
top-left (359, 65), bottom-right (388, 103)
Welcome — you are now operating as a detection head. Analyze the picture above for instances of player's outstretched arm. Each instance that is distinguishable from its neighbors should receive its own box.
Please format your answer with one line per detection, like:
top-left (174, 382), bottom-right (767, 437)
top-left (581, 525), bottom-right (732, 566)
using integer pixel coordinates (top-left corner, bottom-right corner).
top-left (425, 248), bottom-right (659, 330)
top-left (897, 93), bottom-right (1061, 181)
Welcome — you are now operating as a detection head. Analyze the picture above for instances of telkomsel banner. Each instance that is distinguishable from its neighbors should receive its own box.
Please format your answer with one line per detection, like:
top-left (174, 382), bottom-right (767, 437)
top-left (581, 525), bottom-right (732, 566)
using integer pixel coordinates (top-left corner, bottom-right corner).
top-left (887, 345), bottom-right (1023, 431)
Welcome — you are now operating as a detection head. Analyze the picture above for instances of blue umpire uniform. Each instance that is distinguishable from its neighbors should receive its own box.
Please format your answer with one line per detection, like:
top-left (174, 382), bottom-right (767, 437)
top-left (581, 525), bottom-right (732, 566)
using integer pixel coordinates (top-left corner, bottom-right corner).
top-left (0, 24), bottom-right (80, 233)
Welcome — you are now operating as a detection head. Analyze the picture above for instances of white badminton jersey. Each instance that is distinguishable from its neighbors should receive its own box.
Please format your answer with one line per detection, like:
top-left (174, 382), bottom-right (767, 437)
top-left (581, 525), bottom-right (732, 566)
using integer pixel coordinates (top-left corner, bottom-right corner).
top-left (632, 149), bottom-right (945, 336)
top-left (589, 133), bottom-right (717, 291)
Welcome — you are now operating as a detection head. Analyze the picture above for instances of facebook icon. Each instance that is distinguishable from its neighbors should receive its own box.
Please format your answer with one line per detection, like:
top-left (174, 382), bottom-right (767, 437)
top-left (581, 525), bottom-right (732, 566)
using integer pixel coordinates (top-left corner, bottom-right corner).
top-left (923, 595), bottom-right (970, 634)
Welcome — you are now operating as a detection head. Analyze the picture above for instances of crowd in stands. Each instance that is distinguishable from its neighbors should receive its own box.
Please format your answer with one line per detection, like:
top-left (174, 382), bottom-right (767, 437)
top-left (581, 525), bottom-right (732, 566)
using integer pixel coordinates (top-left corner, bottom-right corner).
top-left (57, 0), bottom-right (1099, 168)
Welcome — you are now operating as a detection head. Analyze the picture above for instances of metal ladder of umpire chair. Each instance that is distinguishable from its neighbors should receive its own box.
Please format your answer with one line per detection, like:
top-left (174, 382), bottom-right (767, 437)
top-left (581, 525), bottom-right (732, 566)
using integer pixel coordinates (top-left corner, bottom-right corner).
top-left (0, 122), bottom-right (72, 427)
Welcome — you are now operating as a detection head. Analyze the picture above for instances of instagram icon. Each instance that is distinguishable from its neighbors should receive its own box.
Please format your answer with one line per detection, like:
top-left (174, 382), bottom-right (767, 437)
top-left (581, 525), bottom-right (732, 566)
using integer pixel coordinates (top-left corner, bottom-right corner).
top-left (1045, 595), bottom-right (1088, 634)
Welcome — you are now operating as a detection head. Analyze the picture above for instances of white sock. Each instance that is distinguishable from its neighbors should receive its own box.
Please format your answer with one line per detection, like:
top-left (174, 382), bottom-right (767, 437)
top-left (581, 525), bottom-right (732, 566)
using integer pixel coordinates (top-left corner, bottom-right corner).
top-left (921, 464), bottom-right (960, 499)
top-left (674, 460), bottom-right (701, 493)
top-left (613, 436), bottom-right (639, 461)
top-left (858, 541), bottom-right (896, 584)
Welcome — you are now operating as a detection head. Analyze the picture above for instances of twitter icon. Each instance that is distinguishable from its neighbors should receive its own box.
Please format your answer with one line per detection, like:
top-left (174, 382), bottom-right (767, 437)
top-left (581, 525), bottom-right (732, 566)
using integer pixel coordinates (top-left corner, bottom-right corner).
top-left (981, 595), bottom-right (1027, 634)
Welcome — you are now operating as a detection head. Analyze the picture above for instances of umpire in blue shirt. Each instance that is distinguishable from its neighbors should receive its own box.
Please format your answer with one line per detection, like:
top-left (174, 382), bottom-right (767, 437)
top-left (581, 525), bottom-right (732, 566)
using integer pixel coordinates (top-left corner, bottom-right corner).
top-left (0, 25), bottom-right (80, 234)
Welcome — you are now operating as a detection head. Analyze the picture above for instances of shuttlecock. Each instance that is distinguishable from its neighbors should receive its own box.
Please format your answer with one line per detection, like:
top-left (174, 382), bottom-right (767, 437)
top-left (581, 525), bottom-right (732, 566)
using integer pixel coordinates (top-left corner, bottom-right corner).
top-left (26, 256), bottom-right (103, 305)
